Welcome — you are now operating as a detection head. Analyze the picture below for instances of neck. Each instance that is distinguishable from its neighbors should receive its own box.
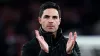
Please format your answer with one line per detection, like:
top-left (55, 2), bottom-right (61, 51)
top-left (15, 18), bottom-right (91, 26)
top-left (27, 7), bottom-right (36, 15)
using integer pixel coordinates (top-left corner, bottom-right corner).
top-left (52, 31), bottom-right (57, 39)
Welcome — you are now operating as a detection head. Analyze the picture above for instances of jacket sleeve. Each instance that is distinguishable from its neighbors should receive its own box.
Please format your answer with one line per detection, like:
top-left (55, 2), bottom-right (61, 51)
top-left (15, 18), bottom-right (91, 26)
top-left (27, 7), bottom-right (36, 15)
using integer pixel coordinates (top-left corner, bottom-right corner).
top-left (74, 41), bottom-right (81, 56)
top-left (67, 41), bottom-right (81, 56)
top-left (21, 38), bottom-right (41, 56)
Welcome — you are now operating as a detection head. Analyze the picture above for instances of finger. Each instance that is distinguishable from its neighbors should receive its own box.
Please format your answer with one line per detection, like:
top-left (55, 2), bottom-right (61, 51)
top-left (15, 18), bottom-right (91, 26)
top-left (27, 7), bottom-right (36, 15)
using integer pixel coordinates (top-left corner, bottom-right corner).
top-left (35, 30), bottom-right (40, 37)
top-left (35, 30), bottom-right (42, 42)
top-left (74, 32), bottom-right (77, 41)
top-left (67, 40), bottom-right (74, 51)
top-left (69, 32), bottom-right (73, 40)
top-left (71, 41), bottom-right (75, 50)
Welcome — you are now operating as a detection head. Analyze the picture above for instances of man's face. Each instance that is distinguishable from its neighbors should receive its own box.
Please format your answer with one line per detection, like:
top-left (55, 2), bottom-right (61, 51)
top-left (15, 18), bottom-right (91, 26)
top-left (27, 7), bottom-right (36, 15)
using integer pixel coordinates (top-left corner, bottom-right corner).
top-left (39, 8), bottom-right (61, 32)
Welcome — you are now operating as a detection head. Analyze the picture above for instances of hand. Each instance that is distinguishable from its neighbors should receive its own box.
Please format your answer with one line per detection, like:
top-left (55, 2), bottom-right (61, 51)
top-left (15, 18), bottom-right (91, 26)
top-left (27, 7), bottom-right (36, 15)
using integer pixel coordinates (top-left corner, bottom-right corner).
top-left (35, 30), bottom-right (49, 53)
top-left (66, 32), bottom-right (77, 54)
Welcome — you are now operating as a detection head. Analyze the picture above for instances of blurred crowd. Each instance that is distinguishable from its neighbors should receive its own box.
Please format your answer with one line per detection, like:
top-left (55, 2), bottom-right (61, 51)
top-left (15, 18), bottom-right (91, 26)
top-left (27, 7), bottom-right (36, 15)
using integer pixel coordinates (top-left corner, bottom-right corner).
top-left (0, 0), bottom-right (100, 56)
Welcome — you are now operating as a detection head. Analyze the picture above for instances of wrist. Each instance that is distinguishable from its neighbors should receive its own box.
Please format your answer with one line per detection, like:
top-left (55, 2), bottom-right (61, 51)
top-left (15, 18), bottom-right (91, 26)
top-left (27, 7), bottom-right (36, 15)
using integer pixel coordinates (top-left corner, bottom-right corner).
top-left (44, 46), bottom-right (49, 53)
top-left (67, 50), bottom-right (72, 54)
top-left (67, 51), bottom-right (72, 54)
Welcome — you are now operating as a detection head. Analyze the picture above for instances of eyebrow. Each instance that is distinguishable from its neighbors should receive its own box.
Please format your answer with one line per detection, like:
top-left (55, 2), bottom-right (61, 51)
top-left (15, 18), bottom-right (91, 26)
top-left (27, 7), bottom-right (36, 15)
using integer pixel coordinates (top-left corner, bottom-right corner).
top-left (44, 15), bottom-right (50, 17)
top-left (53, 16), bottom-right (58, 18)
top-left (44, 15), bottom-right (58, 17)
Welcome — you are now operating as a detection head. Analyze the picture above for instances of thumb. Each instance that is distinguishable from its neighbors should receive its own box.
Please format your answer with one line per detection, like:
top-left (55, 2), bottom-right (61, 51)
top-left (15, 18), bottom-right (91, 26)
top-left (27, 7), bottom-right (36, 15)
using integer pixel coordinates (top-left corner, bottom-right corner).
top-left (35, 30), bottom-right (40, 37)
top-left (41, 36), bottom-right (44, 40)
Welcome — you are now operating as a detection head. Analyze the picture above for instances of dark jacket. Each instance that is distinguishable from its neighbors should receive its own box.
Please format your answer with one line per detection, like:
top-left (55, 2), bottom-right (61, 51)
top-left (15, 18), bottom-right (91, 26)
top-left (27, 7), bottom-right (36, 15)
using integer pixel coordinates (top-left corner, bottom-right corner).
top-left (21, 27), bottom-right (81, 56)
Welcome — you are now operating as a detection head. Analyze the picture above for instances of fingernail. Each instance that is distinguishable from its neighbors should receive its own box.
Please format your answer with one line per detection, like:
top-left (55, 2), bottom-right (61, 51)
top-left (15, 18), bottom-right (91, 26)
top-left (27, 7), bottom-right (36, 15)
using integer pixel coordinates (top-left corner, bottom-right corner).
top-left (35, 30), bottom-right (38, 33)
top-left (70, 32), bottom-right (72, 34)
top-left (74, 31), bottom-right (77, 34)
top-left (35, 30), bottom-right (38, 32)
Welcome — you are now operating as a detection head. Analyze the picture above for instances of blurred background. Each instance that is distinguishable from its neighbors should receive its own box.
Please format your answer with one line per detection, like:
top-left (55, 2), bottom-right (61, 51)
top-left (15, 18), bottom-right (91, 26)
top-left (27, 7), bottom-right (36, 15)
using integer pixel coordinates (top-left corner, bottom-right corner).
top-left (0, 0), bottom-right (100, 56)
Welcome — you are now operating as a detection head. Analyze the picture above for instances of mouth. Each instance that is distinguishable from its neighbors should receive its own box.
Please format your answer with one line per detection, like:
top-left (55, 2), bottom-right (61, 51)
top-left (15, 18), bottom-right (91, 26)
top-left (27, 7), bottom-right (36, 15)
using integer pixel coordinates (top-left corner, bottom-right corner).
top-left (47, 26), bottom-right (54, 29)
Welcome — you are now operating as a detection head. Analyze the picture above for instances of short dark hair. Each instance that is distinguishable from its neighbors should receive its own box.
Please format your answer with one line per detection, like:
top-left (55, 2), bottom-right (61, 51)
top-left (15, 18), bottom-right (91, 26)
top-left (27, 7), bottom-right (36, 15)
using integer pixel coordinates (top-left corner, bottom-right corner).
top-left (39, 1), bottom-right (61, 18)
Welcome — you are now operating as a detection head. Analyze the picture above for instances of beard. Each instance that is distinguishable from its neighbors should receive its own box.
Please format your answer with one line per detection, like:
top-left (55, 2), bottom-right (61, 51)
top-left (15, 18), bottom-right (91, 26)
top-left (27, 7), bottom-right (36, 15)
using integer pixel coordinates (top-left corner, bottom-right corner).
top-left (43, 26), bottom-right (58, 33)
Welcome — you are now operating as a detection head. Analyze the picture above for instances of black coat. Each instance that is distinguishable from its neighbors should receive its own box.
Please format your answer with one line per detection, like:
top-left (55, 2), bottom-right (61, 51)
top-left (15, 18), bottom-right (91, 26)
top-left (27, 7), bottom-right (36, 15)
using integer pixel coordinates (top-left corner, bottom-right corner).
top-left (21, 27), bottom-right (81, 56)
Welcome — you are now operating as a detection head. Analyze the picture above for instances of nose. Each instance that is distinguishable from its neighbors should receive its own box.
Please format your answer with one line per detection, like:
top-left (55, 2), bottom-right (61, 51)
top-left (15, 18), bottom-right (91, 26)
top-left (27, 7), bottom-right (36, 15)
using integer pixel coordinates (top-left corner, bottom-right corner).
top-left (48, 18), bottom-right (53, 23)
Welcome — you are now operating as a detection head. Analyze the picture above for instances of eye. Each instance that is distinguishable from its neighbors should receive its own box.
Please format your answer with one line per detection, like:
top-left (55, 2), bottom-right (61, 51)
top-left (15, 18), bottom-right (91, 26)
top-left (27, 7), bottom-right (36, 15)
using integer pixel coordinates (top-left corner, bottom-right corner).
top-left (44, 15), bottom-right (50, 19)
top-left (53, 16), bottom-right (58, 19)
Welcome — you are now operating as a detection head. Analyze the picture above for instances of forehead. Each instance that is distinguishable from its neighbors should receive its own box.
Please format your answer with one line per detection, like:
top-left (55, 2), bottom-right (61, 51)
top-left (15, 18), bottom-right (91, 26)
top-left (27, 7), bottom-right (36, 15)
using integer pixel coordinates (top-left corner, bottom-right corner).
top-left (42, 8), bottom-right (59, 16)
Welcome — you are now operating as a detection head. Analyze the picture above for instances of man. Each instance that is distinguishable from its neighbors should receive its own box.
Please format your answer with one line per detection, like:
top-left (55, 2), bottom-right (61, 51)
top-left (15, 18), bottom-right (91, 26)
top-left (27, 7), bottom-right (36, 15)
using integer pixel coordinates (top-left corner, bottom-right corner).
top-left (21, 1), bottom-right (81, 56)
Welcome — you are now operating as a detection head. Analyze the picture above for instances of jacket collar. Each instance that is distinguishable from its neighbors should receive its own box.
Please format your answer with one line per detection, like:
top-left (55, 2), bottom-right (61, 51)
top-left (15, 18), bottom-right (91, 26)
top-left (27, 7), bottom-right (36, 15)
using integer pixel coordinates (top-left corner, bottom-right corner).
top-left (38, 27), bottom-right (64, 46)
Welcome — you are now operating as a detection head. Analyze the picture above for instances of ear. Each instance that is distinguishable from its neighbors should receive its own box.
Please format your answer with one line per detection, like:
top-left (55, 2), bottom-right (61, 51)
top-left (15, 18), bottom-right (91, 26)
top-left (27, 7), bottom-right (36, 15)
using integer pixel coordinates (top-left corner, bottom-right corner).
top-left (38, 17), bottom-right (42, 24)
top-left (58, 18), bottom-right (61, 25)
